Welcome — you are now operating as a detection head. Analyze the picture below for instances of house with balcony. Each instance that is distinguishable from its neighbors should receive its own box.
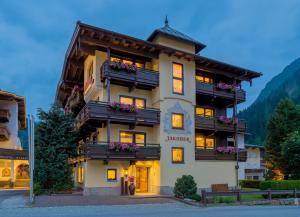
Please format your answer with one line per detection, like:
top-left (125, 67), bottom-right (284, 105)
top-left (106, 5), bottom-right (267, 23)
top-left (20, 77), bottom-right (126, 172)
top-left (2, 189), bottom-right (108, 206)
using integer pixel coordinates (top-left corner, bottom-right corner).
top-left (244, 144), bottom-right (265, 180)
top-left (56, 20), bottom-right (261, 195)
top-left (0, 90), bottom-right (28, 189)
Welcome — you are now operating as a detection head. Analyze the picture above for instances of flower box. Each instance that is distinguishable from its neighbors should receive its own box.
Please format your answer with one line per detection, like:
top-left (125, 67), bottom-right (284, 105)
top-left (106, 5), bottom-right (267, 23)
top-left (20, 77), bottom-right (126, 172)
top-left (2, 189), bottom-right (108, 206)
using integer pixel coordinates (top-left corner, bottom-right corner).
top-left (216, 146), bottom-right (237, 154)
top-left (109, 142), bottom-right (138, 152)
top-left (110, 102), bottom-right (139, 113)
top-left (109, 60), bottom-right (137, 72)
top-left (218, 116), bottom-right (238, 124)
top-left (216, 82), bottom-right (237, 92)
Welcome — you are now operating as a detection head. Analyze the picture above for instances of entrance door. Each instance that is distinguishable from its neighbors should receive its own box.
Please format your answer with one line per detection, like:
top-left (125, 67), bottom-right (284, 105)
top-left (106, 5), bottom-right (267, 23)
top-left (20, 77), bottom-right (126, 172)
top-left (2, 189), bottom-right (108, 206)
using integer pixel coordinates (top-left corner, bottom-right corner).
top-left (136, 167), bottom-right (148, 193)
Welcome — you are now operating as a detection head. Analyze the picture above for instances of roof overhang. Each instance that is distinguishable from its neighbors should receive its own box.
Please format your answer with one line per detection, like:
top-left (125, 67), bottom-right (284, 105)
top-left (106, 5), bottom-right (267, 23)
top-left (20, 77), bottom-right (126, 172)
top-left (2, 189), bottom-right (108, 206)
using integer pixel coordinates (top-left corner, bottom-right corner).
top-left (0, 148), bottom-right (28, 160)
top-left (0, 91), bottom-right (26, 129)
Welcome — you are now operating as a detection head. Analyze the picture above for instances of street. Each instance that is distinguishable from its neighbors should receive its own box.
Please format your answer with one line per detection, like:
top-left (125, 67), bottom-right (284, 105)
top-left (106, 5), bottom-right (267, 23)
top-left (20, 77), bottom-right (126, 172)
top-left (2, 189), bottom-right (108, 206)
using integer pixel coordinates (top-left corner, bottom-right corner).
top-left (0, 203), bottom-right (299, 217)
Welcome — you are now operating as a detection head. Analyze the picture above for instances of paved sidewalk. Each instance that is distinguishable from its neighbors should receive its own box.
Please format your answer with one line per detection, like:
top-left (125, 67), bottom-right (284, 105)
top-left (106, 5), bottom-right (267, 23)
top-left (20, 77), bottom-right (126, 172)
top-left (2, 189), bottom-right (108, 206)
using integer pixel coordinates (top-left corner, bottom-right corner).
top-left (34, 194), bottom-right (176, 207)
top-left (0, 190), bottom-right (29, 209)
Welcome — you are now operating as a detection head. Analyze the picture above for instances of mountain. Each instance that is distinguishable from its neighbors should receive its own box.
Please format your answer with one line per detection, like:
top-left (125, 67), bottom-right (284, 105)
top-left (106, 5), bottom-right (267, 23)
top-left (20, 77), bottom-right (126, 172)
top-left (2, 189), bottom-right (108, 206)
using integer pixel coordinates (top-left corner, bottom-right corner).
top-left (239, 58), bottom-right (300, 145)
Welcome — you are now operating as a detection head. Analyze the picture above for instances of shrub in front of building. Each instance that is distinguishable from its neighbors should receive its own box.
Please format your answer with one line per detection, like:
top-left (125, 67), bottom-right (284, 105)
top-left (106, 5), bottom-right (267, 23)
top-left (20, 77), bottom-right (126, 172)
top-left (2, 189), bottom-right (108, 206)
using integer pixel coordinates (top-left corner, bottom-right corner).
top-left (260, 180), bottom-right (300, 190)
top-left (173, 175), bottom-right (197, 199)
top-left (239, 180), bottom-right (261, 189)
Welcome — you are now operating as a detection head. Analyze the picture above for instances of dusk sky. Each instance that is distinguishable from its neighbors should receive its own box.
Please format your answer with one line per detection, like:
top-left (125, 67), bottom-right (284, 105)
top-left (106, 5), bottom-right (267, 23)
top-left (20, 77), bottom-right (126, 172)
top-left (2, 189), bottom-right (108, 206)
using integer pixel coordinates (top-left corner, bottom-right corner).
top-left (1, 0), bottom-right (300, 115)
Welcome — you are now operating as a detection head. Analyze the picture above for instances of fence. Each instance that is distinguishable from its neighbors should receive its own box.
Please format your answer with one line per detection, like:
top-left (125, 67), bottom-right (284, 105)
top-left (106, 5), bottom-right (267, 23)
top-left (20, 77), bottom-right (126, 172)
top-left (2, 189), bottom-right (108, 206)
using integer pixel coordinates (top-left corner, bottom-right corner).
top-left (201, 189), bottom-right (300, 206)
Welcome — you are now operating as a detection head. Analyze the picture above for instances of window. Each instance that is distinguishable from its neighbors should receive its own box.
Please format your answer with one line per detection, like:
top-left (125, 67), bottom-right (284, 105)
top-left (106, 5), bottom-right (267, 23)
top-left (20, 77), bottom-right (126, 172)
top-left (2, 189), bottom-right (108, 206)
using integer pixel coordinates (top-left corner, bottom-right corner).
top-left (172, 63), bottom-right (183, 94)
top-left (253, 176), bottom-right (259, 180)
top-left (196, 107), bottom-right (214, 118)
top-left (110, 56), bottom-right (145, 68)
top-left (107, 169), bottom-right (117, 181)
top-left (77, 166), bottom-right (84, 183)
top-left (120, 131), bottom-right (145, 146)
top-left (171, 113), bottom-right (184, 129)
top-left (120, 96), bottom-right (145, 109)
top-left (172, 147), bottom-right (184, 163)
top-left (196, 134), bottom-right (215, 150)
top-left (196, 72), bottom-right (213, 84)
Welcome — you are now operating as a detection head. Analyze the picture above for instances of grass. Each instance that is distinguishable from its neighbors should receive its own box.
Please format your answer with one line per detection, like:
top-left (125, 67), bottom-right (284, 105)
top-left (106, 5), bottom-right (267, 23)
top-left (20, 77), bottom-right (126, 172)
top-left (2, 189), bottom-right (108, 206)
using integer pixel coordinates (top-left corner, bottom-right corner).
top-left (212, 188), bottom-right (264, 203)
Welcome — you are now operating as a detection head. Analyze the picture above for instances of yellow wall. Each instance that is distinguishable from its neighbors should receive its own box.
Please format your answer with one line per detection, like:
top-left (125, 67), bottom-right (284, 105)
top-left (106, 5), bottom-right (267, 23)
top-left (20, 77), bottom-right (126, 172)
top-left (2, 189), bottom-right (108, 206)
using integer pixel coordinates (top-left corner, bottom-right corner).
top-left (153, 35), bottom-right (195, 54)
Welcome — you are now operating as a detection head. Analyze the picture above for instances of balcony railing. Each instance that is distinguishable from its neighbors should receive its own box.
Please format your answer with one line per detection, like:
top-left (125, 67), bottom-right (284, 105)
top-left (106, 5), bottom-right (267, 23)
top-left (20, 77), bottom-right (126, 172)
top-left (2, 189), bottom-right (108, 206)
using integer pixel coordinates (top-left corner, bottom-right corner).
top-left (81, 142), bottom-right (160, 160)
top-left (101, 61), bottom-right (159, 90)
top-left (195, 149), bottom-right (247, 161)
top-left (196, 81), bottom-right (246, 102)
top-left (0, 109), bottom-right (10, 123)
top-left (0, 126), bottom-right (9, 141)
top-left (76, 101), bottom-right (160, 129)
top-left (195, 116), bottom-right (246, 132)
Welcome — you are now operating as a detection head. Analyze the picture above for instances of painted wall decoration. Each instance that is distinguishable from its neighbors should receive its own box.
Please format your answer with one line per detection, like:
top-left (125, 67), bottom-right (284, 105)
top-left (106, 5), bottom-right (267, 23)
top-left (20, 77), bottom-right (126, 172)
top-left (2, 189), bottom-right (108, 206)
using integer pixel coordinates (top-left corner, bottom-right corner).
top-left (1, 168), bottom-right (10, 177)
top-left (164, 102), bottom-right (192, 135)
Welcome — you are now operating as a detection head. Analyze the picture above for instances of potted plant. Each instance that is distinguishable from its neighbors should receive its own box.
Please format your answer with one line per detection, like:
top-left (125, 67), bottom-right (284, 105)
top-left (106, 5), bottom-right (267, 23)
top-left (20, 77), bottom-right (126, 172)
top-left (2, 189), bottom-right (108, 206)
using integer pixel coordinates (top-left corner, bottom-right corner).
top-left (128, 176), bottom-right (135, 195)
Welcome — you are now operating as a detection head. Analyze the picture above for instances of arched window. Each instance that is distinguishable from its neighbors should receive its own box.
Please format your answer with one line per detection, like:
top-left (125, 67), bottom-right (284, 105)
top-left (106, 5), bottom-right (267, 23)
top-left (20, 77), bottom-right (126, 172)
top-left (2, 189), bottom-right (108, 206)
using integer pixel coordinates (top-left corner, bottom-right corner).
top-left (16, 164), bottom-right (29, 179)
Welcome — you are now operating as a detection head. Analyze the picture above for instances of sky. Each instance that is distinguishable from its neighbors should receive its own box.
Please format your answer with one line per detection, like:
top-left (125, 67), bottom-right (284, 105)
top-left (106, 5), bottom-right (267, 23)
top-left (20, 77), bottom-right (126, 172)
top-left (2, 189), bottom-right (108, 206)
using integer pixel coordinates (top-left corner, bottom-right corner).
top-left (0, 0), bottom-right (300, 116)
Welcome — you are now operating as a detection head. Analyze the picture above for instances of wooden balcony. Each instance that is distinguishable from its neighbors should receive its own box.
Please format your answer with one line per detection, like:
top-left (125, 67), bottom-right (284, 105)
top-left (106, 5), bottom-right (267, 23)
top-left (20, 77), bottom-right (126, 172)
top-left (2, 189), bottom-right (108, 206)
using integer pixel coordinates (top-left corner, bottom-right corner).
top-left (76, 101), bottom-right (160, 129)
top-left (195, 149), bottom-right (247, 161)
top-left (196, 81), bottom-right (246, 102)
top-left (0, 126), bottom-right (9, 141)
top-left (101, 61), bottom-right (159, 90)
top-left (82, 143), bottom-right (160, 160)
top-left (195, 116), bottom-right (247, 133)
top-left (0, 109), bottom-right (10, 123)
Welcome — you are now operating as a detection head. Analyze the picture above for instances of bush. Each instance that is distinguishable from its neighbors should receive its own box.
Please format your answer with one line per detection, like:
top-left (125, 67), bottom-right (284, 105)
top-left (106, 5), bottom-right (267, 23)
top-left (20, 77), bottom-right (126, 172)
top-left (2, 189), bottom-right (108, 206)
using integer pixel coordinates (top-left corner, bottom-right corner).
top-left (214, 196), bottom-right (236, 203)
top-left (240, 180), bottom-right (261, 189)
top-left (34, 182), bottom-right (44, 195)
top-left (187, 194), bottom-right (201, 201)
top-left (260, 180), bottom-right (300, 190)
top-left (173, 175), bottom-right (197, 198)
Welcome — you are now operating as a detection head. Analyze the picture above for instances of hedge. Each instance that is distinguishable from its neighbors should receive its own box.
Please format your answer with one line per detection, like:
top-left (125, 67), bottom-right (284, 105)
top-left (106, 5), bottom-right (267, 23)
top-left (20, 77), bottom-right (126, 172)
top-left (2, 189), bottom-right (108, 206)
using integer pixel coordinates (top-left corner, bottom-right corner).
top-left (240, 180), bottom-right (261, 189)
top-left (260, 180), bottom-right (300, 190)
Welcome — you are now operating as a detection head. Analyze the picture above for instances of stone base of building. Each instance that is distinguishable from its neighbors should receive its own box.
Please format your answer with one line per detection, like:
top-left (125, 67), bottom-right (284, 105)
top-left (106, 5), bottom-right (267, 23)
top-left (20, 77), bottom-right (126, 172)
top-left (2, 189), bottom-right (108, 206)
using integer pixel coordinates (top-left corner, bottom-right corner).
top-left (160, 186), bottom-right (173, 195)
top-left (83, 187), bottom-right (120, 196)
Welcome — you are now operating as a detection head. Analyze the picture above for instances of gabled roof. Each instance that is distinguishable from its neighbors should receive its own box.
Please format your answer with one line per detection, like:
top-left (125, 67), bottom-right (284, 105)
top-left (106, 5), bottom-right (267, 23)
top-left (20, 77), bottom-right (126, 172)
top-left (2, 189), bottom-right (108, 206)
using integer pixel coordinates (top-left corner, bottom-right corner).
top-left (245, 144), bottom-right (265, 149)
top-left (147, 19), bottom-right (206, 53)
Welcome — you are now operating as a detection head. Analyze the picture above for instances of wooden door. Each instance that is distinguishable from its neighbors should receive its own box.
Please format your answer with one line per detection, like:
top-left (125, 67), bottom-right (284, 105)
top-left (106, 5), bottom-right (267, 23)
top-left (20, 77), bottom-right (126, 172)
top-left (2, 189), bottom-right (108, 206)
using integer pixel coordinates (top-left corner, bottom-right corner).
top-left (136, 167), bottom-right (148, 193)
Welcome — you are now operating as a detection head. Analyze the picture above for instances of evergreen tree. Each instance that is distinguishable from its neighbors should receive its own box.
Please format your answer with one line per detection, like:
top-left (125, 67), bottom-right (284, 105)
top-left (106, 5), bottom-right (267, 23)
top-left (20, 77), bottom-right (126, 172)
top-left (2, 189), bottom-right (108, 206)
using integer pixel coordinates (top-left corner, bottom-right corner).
top-left (281, 131), bottom-right (300, 179)
top-left (265, 98), bottom-right (300, 178)
top-left (34, 104), bottom-right (78, 192)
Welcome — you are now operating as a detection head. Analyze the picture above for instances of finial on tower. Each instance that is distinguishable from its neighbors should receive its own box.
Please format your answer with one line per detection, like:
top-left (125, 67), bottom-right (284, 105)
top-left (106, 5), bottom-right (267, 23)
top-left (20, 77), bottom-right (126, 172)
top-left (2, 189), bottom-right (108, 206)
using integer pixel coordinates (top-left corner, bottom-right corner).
top-left (165, 15), bottom-right (169, 27)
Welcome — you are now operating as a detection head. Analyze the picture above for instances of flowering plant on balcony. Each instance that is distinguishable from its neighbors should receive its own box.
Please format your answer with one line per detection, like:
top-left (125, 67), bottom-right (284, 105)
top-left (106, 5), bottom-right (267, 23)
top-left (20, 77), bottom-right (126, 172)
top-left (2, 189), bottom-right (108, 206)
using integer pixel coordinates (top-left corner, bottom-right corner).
top-left (110, 102), bottom-right (139, 113)
top-left (109, 142), bottom-right (138, 152)
top-left (216, 82), bottom-right (237, 92)
top-left (216, 146), bottom-right (237, 154)
top-left (218, 116), bottom-right (238, 124)
top-left (109, 60), bottom-right (137, 72)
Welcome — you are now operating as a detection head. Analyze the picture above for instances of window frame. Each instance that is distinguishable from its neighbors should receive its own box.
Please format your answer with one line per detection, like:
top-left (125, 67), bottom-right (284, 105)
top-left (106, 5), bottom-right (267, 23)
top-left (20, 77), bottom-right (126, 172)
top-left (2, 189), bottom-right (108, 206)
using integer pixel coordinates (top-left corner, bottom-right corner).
top-left (195, 71), bottom-right (213, 84)
top-left (195, 134), bottom-right (215, 150)
top-left (171, 112), bottom-right (184, 130)
top-left (119, 130), bottom-right (146, 146)
top-left (107, 168), bottom-right (117, 181)
top-left (119, 95), bottom-right (146, 109)
top-left (171, 147), bottom-right (184, 164)
top-left (172, 62), bottom-right (184, 95)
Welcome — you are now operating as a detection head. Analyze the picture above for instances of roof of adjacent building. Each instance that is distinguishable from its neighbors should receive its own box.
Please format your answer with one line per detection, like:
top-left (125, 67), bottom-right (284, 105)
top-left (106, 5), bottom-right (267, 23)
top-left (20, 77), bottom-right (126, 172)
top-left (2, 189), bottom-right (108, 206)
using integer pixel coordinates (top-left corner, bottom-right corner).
top-left (245, 144), bottom-right (265, 149)
top-left (147, 17), bottom-right (206, 53)
top-left (0, 90), bottom-right (26, 129)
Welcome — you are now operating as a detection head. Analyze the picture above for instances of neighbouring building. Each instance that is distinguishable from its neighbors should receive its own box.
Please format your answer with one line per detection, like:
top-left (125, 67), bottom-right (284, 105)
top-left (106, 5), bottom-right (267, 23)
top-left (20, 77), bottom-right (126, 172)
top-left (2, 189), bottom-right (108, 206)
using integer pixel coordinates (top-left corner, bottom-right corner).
top-left (56, 20), bottom-right (262, 195)
top-left (244, 144), bottom-right (265, 180)
top-left (0, 90), bottom-right (29, 189)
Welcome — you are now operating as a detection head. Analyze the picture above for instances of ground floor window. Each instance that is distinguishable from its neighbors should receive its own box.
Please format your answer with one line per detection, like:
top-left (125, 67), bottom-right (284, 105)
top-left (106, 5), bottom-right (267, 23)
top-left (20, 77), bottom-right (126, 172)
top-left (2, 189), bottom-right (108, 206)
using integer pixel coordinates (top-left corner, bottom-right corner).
top-left (107, 169), bottom-right (117, 181)
top-left (172, 147), bottom-right (184, 163)
top-left (196, 134), bottom-right (215, 150)
top-left (77, 166), bottom-right (84, 183)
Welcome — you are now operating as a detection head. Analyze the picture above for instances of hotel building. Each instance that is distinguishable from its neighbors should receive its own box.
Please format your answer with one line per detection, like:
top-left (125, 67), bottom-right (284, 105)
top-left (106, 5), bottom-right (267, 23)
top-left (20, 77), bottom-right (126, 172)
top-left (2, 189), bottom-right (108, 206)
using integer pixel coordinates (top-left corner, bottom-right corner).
top-left (56, 20), bottom-right (261, 195)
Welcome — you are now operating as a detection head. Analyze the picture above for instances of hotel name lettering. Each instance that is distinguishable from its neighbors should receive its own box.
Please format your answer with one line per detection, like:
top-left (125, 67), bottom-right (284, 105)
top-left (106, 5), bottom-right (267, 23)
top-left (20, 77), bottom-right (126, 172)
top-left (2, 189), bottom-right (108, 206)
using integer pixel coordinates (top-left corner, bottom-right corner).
top-left (166, 136), bottom-right (191, 143)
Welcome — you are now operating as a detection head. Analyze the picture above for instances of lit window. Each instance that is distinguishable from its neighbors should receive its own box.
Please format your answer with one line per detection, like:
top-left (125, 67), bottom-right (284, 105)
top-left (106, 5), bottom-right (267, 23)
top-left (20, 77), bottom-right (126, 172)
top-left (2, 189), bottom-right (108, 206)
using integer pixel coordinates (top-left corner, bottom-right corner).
top-left (77, 166), bottom-right (84, 183)
top-left (120, 131), bottom-right (133, 143)
top-left (110, 57), bottom-right (122, 62)
top-left (135, 98), bottom-right (145, 109)
top-left (120, 96), bottom-right (134, 105)
top-left (196, 135), bottom-right (205, 149)
top-left (135, 62), bottom-right (145, 68)
top-left (196, 72), bottom-right (213, 84)
top-left (196, 107), bottom-right (214, 118)
top-left (107, 169), bottom-right (117, 181)
top-left (172, 113), bottom-right (184, 129)
top-left (196, 135), bottom-right (215, 150)
top-left (172, 147), bottom-right (184, 163)
top-left (135, 133), bottom-right (145, 146)
top-left (123, 59), bottom-right (133, 65)
top-left (172, 63), bottom-right (184, 94)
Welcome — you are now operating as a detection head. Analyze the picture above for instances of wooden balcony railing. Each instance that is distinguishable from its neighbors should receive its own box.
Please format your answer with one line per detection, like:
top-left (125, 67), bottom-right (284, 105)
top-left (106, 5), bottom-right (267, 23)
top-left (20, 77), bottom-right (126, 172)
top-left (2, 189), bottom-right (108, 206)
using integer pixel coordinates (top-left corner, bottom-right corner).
top-left (196, 81), bottom-right (246, 102)
top-left (195, 149), bottom-right (247, 161)
top-left (81, 142), bottom-right (161, 160)
top-left (101, 61), bottom-right (159, 90)
top-left (0, 126), bottom-right (9, 141)
top-left (76, 101), bottom-right (160, 129)
top-left (0, 109), bottom-right (10, 123)
top-left (195, 116), bottom-right (247, 132)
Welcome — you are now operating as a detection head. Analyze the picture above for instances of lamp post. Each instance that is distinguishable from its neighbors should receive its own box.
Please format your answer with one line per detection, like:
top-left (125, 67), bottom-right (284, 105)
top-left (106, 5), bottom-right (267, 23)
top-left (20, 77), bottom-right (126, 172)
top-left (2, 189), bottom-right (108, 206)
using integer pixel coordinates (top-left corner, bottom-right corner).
top-left (28, 115), bottom-right (35, 203)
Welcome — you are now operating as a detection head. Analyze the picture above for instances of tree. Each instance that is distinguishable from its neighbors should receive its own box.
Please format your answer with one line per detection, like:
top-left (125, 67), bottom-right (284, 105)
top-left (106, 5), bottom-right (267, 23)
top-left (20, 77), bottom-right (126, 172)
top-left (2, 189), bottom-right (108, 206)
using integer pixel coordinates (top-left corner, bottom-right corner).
top-left (265, 98), bottom-right (300, 179)
top-left (34, 104), bottom-right (78, 193)
top-left (281, 131), bottom-right (300, 179)
top-left (173, 175), bottom-right (197, 198)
